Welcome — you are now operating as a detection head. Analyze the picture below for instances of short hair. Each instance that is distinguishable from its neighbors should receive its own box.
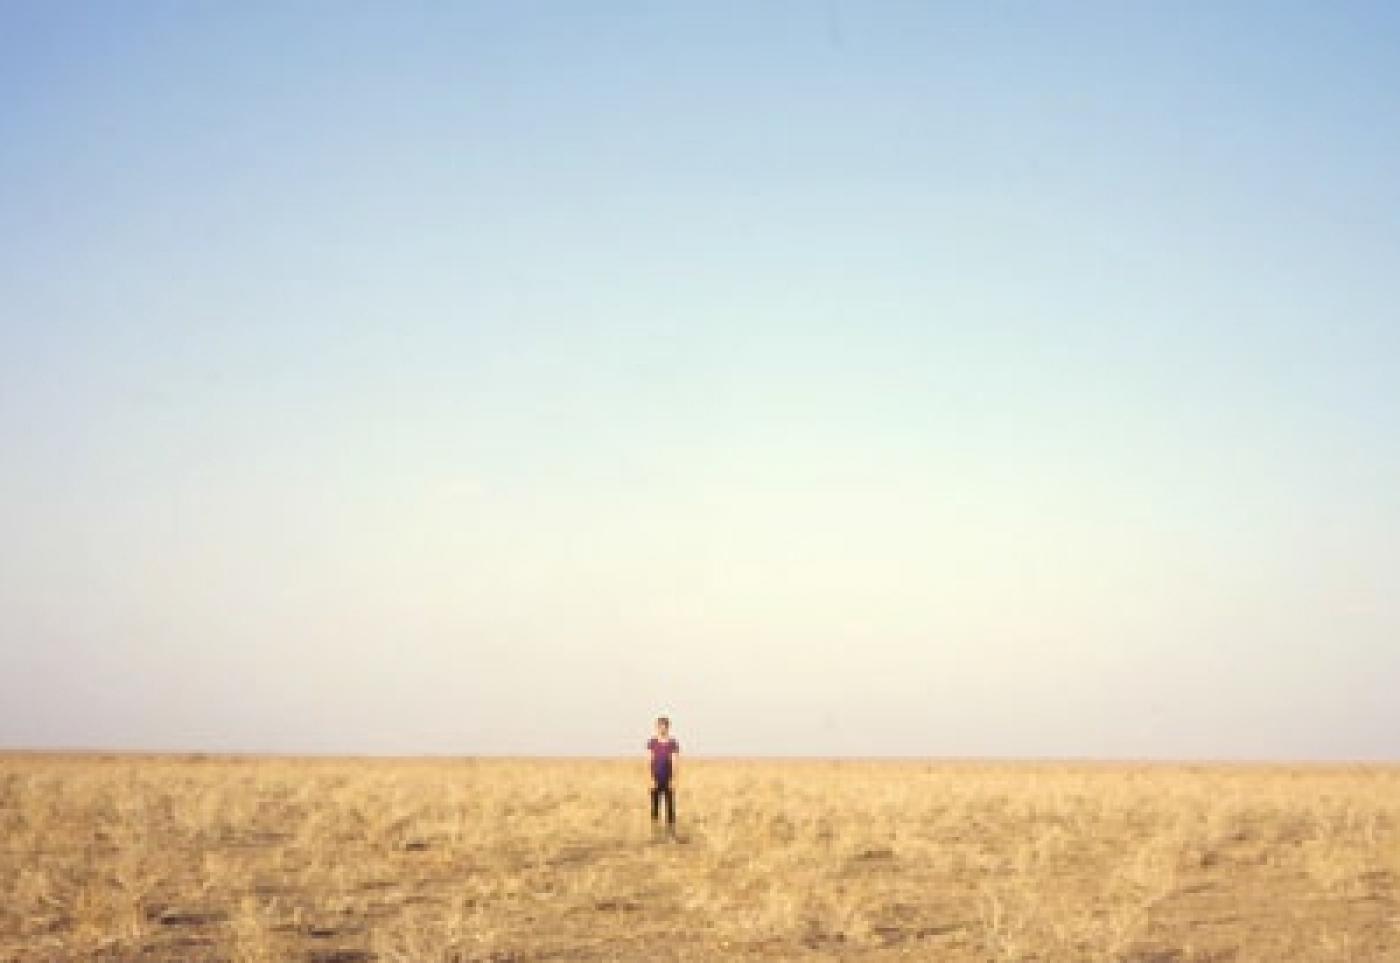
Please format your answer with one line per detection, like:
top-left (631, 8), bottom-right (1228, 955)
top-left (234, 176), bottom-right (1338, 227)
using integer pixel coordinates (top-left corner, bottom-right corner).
top-left (656, 716), bottom-right (670, 726)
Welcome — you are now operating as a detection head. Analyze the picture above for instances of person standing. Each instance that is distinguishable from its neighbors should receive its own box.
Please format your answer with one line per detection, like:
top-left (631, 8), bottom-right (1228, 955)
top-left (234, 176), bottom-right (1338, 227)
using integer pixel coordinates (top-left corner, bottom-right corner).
top-left (647, 716), bottom-right (679, 840)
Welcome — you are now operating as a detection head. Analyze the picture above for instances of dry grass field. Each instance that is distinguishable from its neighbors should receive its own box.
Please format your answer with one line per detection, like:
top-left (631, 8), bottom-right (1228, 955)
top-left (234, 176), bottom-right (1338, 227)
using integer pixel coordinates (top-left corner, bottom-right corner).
top-left (1, 755), bottom-right (1397, 962)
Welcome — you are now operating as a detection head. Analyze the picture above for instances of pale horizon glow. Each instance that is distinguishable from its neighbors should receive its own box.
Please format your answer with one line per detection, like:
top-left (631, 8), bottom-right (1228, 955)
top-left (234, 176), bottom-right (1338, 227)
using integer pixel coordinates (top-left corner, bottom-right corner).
top-left (2, 3), bottom-right (1398, 760)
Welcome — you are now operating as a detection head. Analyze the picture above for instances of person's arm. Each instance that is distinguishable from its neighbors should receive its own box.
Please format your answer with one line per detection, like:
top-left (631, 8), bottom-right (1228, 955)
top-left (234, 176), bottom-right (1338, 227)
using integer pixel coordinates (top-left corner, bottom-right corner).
top-left (670, 741), bottom-right (679, 788)
top-left (646, 739), bottom-right (656, 788)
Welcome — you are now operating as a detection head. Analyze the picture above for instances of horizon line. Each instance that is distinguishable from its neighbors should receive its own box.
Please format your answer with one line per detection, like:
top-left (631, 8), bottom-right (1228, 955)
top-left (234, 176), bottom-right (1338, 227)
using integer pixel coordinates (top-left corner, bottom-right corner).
top-left (2, 748), bottom-right (1396, 767)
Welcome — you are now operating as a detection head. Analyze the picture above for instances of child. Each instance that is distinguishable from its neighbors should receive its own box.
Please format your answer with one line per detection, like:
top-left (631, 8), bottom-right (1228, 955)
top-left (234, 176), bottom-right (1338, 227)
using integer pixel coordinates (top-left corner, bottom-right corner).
top-left (646, 716), bottom-right (679, 839)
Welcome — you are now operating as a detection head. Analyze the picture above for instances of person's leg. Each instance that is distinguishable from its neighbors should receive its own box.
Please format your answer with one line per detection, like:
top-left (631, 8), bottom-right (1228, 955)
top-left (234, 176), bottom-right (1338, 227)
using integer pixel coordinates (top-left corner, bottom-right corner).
top-left (663, 785), bottom-right (675, 827)
top-left (650, 786), bottom-right (661, 822)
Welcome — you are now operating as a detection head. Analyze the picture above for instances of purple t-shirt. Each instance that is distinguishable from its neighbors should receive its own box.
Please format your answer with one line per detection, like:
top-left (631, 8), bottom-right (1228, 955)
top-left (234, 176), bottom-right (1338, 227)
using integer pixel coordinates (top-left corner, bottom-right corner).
top-left (647, 737), bottom-right (679, 782)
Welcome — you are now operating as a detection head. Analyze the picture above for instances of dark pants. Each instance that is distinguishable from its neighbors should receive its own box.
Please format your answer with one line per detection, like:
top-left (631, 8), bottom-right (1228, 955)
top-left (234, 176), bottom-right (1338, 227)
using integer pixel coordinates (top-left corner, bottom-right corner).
top-left (650, 782), bottom-right (675, 825)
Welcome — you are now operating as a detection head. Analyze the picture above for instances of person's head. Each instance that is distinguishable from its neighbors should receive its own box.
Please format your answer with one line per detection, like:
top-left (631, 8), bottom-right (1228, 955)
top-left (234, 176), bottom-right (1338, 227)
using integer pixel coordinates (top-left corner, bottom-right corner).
top-left (655, 716), bottom-right (670, 737)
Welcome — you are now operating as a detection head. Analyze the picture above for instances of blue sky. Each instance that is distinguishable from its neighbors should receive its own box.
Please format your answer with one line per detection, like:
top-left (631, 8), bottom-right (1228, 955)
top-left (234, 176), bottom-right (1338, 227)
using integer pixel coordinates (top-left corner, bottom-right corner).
top-left (2, 2), bottom-right (1398, 758)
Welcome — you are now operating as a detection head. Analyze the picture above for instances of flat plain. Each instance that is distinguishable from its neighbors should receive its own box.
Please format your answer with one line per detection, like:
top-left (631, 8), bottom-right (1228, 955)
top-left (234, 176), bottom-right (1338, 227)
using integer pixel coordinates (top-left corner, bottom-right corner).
top-left (1, 755), bottom-right (1397, 962)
